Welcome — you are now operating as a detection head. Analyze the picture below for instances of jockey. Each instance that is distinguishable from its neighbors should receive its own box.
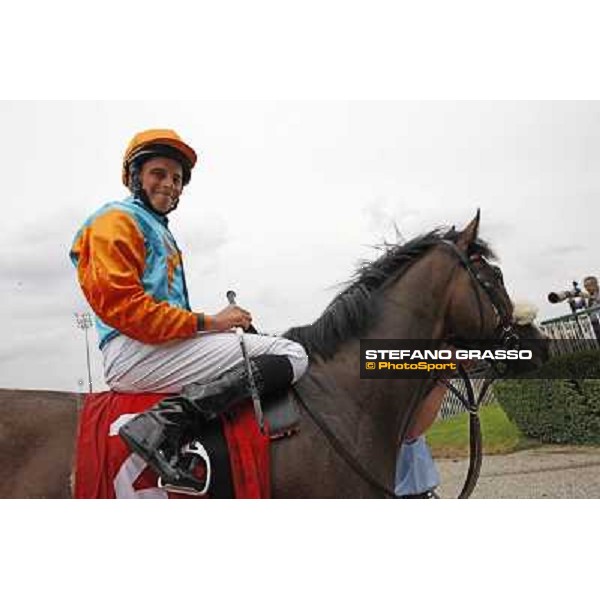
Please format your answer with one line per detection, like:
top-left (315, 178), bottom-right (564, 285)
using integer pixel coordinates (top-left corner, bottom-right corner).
top-left (70, 128), bottom-right (308, 491)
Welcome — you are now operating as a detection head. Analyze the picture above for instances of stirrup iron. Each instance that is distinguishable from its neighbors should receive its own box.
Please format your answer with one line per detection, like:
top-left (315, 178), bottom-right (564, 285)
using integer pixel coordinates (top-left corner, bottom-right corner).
top-left (157, 440), bottom-right (212, 496)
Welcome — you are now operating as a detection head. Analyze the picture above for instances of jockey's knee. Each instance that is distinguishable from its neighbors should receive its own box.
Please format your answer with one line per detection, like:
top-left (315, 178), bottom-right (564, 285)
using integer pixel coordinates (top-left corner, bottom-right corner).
top-left (251, 335), bottom-right (308, 384)
top-left (284, 340), bottom-right (309, 383)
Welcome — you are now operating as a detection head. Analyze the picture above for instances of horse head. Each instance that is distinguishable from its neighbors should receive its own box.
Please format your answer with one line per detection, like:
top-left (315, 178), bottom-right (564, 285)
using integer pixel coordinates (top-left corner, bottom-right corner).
top-left (441, 211), bottom-right (549, 371)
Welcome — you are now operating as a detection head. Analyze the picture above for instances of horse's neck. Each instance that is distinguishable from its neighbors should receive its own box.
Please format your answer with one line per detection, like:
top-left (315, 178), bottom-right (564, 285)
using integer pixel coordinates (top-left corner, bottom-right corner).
top-left (317, 249), bottom-right (455, 401)
top-left (373, 249), bottom-right (456, 340)
top-left (299, 250), bottom-right (455, 493)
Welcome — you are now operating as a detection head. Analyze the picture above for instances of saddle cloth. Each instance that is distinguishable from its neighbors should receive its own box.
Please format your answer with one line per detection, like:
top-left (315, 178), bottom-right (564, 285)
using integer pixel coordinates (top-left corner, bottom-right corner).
top-left (74, 392), bottom-right (271, 499)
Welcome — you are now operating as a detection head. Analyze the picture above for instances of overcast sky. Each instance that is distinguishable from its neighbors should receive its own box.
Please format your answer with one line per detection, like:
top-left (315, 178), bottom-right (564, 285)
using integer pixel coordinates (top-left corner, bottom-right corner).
top-left (2, 101), bottom-right (599, 391)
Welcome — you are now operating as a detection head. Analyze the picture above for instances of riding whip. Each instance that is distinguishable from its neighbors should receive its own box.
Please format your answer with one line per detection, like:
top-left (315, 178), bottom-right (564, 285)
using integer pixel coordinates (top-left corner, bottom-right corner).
top-left (226, 290), bottom-right (265, 433)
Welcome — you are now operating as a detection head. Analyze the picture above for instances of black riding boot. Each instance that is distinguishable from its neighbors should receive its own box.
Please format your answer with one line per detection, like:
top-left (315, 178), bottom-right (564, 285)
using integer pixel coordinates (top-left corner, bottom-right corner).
top-left (119, 354), bottom-right (293, 488)
top-left (118, 396), bottom-right (198, 484)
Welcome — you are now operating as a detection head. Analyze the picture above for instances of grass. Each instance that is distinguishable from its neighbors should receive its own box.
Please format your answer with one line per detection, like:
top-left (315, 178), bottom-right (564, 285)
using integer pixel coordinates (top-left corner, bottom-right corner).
top-left (426, 403), bottom-right (540, 458)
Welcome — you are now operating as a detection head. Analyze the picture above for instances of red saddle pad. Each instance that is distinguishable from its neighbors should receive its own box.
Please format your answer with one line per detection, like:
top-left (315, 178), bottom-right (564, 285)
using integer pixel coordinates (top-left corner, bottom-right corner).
top-left (74, 391), bottom-right (270, 499)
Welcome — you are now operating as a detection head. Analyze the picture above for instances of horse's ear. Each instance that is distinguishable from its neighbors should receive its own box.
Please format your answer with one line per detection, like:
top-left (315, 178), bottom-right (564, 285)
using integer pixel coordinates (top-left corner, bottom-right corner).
top-left (456, 209), bottom-right (481, 252)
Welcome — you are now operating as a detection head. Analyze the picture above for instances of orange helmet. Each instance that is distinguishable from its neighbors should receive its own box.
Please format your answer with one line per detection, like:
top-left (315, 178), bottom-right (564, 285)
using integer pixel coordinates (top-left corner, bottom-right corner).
top-left (122, 128), bottom-right (198, 187)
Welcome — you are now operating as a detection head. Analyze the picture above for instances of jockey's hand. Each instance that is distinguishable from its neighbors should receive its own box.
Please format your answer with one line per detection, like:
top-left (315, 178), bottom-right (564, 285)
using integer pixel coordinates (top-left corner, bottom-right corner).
top-left (209, 305), bottom-right (253, 331)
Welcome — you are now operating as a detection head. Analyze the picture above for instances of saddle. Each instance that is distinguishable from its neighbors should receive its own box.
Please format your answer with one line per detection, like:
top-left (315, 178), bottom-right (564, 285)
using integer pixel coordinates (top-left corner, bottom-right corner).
top-left (161, 392), bottom-right (301, 497)
top-left (74, 390), bottom-right (300, 499)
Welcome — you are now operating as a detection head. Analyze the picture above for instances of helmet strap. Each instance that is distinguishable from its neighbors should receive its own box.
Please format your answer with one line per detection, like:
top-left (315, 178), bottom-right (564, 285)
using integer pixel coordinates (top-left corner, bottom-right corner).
top-left (130, 162), bottom-right (180, 217)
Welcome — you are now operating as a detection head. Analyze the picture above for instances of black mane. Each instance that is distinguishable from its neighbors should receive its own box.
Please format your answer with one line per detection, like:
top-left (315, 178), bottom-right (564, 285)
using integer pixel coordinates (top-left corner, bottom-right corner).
top-left (283, 228), bottom-right (494, 361)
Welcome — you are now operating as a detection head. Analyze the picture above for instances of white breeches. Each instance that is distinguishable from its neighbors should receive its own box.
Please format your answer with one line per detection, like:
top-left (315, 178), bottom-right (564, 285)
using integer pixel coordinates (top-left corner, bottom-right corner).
top-left (102, 331), bottom-right (309, 394)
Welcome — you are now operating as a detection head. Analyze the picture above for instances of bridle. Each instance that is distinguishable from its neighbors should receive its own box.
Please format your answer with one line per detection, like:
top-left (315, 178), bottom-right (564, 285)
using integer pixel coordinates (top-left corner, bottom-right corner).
top-left (439, 239), bottom-right (520, 353)
top-left (293, 238), bottom-right (520, 499)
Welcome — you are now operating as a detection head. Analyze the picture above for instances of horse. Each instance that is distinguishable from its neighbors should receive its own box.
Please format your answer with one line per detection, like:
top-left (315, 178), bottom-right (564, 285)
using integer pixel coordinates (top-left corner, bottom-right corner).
top-left (0, 213), bottom-right (548, 498)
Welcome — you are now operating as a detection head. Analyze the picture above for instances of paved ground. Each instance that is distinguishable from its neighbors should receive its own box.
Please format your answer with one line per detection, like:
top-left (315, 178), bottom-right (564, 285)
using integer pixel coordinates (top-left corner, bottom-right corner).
top-left (436, 445), bottom-right (600, 498)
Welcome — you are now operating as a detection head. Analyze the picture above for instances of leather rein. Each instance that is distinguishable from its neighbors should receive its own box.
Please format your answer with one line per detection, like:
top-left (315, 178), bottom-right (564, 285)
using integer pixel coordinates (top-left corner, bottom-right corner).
top-left (293, 240), bottom-right (520, 499)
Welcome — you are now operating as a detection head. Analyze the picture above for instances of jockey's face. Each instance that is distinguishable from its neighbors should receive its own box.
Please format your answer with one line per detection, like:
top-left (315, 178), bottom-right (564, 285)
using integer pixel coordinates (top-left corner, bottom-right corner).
top-left (139, 156), bottom-right (184, 214)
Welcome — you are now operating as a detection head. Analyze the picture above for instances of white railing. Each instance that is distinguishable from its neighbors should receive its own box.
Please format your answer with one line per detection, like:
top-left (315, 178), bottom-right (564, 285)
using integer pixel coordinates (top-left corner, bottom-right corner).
top-left (440, 375), bottom-right (496, 419)
top-left (540, 307), bottom-right (600, 356)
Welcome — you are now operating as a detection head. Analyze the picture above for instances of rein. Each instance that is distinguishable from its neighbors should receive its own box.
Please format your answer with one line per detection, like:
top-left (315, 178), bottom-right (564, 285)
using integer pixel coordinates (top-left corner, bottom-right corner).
top-left (290, 239), bottom-right (515, 499)
top-left (437, 365), bottom-right (495, 499)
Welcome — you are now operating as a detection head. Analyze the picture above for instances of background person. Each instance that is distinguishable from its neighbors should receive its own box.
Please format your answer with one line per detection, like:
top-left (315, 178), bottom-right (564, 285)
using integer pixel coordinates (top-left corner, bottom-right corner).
top-left (583, 276), bottom-right (600, 307)
top-left (395, 436), bottom-right (440, 499)
top-left (583, 276), bottom-right (600, 340)
top-left (395, 381), bottom-right (446, 498)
